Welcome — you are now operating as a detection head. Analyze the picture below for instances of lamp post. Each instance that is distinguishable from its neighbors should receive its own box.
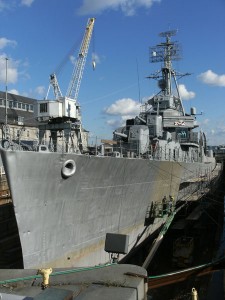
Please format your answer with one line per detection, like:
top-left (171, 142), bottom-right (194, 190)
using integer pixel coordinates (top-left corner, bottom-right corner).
top-left (5, 57), bottom-right (8, 136)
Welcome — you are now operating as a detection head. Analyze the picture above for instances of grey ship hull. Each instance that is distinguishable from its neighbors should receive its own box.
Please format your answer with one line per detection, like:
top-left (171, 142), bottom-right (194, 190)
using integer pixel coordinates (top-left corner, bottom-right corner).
top-left (0, 149), bottom-right (216, 269)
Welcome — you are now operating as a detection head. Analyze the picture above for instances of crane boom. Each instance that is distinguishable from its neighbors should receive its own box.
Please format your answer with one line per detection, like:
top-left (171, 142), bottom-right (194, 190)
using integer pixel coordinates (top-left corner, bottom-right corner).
top-left (66, 18), bottom-right (95, 100)
top-left (45, 73), bottom-right (63, 100)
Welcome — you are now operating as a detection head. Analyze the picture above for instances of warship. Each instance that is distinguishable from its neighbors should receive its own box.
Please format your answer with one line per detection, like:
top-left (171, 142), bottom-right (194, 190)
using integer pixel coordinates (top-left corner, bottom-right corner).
top-left (0, 29), bottom-right (218, 269)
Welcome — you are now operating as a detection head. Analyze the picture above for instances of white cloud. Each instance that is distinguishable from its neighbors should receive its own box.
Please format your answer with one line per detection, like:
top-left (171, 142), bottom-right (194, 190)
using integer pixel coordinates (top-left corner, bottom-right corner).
top-left (105, 98), bottom-right (140, 115)
top-left (105, 98), bottom-right (140, 129)
top-left (8, 89), bottom-right (19, 95)
top-left (208, 125), bottom-right (225, 145)
top-left (106, 114), bottom-right (138, 129)
top-left (0, 0), bottom-right (9, 11)
top-left (0, 37), bottom-right (17, 49)
top-left (198, 118), bottom-right (209, 128)
top-left (202, 118), bottom-right (209, 125)
top-left (35, 85), bottom-right (45, 96)
top-left (21, 0), bottom-right (34, 7)
top-left (77, 0), bottom-right (160, 16)
top-left (178, 84), bottom-right (195, 100)
top-left (21, 92), bottom-right (29, 97)
top-left (0, 0), bottom-right (34, 11)
top-left (69, 55), bottom-right (76, 65)
top-left (199, 118), bottom-right (225, 146)
top-left (0, 55), bottom-right (18, 84)
top-left (107, 118), bottom-right (121, 127)
top-left (198, 70), bottom-right (225, 87)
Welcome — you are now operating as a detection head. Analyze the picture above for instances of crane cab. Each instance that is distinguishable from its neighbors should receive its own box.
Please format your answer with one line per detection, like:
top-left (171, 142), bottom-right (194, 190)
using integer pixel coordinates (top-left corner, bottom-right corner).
top-left (36, 96), bottom-right (81, 122)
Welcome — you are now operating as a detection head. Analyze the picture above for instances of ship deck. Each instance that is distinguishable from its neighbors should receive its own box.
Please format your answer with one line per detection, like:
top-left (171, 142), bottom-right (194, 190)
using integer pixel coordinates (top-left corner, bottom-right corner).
top-left (0, 264), bottom-right (146, 300)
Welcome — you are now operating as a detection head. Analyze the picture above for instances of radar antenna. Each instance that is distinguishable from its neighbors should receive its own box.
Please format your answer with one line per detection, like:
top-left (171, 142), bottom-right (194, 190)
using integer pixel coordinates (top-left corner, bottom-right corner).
top-left (150, 30), bottom-right (181, 65)
top-left (159, 29), bottom-right (177, 38)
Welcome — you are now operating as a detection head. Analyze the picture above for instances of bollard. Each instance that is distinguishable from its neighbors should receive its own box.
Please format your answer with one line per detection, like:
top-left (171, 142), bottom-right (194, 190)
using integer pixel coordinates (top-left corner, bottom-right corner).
top-left (191, 287), bottom-right (198, 300)
top-left (37, 268), bottom-right (53, 289)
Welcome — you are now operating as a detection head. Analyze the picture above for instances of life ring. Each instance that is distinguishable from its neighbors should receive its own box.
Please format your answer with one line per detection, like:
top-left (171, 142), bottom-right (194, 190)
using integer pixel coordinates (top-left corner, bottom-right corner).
top-left (61, 159), bottom-right (76, 178)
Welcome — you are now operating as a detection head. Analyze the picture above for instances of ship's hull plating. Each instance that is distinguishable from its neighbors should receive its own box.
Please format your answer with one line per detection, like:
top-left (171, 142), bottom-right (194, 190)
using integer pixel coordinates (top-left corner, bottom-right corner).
top-left (0, 149), bottom-right (216, 268)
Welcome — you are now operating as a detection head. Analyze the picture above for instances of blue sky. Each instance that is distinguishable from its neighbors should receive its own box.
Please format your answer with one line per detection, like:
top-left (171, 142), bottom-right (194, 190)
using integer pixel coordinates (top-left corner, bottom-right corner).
top-left (0, 0), bottom-right (224, 145)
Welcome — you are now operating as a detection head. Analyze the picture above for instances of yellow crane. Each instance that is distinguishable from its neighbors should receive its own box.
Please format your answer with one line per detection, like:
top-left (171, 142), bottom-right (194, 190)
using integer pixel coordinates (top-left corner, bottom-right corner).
top-left (46, 18), bottom-right (95, 101)
top-left (66, 18), bottom-right (95, 101)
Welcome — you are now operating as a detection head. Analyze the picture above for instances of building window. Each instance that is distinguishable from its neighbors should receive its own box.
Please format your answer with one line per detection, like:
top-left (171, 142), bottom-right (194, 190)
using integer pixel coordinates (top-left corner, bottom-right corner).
top-left (40, 103), bottom-right (48, 113)
top-left (27, 130), bottom-right (30, 137)
top-left (0, 98), bottom-right (34, 112)
top-left (18, 116), bottom-right (24, 125)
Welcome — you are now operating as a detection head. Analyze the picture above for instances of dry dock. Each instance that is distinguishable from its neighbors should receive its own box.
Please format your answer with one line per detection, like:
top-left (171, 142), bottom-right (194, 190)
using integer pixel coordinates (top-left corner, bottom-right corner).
top-left (146, 163), bottom-right (225, 299)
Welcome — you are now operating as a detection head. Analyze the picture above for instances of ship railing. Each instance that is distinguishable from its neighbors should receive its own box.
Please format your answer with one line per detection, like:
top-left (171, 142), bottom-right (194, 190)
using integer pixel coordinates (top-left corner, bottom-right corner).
top-left (113, 141), bottom-right (152, 159)
top-left (1, 138), bottom-right (39, 151)
top-left (18, 140), bottom-right (38, 151)
top-left (40, 143), bottom-right (82, 154)
top-left (1, 139), bottom-right (24, 151)
top-left (152, 145), bottom-right (200, 163)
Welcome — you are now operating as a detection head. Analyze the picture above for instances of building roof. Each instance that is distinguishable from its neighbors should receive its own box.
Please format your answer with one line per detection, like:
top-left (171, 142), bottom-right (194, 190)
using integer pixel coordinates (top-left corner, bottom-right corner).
top-left (0, 91), bottom-right (37, 104)
top-left (0, 91), bottom-right (39, 127)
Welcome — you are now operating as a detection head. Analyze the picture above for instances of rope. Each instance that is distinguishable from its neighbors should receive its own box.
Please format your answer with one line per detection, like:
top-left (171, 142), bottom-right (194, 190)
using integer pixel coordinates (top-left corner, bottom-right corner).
top-left (142, 203), bottom-right (185, 269)
top-left (148, 257), bottom-right (225, 279)
top-left (0, 263), bottom-right (115, 285)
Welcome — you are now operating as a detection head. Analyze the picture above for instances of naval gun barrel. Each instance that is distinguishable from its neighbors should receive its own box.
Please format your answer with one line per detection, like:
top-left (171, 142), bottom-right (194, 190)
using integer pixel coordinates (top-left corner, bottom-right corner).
top-left (113, 132), bottom-right (128, 138)
top-left (137, 116), bottom-right (147, 124)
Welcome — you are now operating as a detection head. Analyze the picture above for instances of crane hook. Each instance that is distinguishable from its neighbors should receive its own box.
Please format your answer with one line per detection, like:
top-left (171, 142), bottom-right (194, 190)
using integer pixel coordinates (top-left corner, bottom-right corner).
top-left (92, 60), bottom-right (96, 70)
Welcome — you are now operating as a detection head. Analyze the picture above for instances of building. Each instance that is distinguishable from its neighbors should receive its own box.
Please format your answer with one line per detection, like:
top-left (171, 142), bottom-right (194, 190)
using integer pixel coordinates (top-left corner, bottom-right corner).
top-left (0, 91), bottom-right (39, 149)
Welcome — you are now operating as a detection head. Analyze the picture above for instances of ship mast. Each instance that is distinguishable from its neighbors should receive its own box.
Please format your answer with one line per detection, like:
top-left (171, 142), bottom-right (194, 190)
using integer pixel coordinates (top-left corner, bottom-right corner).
top-left (148, 30), bottom-right (190, 115)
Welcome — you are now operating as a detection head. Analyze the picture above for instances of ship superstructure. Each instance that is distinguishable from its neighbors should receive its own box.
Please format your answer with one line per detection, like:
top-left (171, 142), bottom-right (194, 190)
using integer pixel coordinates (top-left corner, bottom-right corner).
top-left (113, 30), bottom-right (210, 164)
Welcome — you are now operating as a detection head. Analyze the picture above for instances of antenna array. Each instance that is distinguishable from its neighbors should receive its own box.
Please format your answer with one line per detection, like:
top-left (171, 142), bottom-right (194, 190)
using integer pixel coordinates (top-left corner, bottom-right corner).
top-left (150, 30), bottom-right (181, 63)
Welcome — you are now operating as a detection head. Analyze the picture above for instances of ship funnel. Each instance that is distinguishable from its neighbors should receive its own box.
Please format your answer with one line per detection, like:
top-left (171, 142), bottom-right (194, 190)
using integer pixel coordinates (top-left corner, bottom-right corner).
top-left (190, 107), bottom-right (196, 115)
